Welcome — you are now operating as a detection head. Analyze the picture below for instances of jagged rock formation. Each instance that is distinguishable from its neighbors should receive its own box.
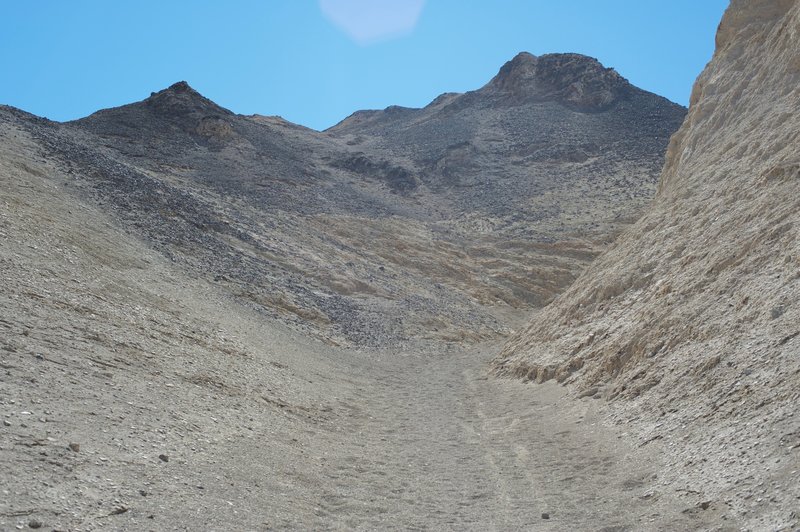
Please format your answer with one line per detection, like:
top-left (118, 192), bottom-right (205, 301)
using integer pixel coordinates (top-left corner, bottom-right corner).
top-left (485, 52), bottom-right (631, 111)
top-left (494, 2), bottom-right (800, 528)
top-left (0, 53), bottom-right (684, 347)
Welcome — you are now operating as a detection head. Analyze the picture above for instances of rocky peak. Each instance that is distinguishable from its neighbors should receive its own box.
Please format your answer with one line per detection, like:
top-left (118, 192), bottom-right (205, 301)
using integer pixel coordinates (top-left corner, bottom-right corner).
top-left (489, 51), bottom-right (539, 91)
top-left (166, 80), bottom-right (192, 93)
top-left (144, 81), bottom-right (232, 119)
top-left (485, 52), bottom-right (632, 112)
top-left (71, 81), bottom-right (238, 144)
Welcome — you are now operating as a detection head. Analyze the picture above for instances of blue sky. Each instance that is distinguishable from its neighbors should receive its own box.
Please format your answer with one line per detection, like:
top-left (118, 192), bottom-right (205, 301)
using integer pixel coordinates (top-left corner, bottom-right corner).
top-left (1, 1), bottom-right (728, 130)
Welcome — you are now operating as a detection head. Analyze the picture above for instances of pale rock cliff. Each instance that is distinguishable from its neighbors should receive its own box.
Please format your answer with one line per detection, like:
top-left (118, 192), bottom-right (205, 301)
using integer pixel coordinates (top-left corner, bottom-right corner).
top-left (494, 1), bottom-right (800, 528)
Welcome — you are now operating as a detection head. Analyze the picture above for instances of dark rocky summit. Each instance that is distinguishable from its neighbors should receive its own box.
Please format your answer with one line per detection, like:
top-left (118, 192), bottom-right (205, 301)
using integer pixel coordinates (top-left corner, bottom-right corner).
top-left (328, 53), bottom-right (684, 210)
top-left (482, 52), bottom-right (632, 111)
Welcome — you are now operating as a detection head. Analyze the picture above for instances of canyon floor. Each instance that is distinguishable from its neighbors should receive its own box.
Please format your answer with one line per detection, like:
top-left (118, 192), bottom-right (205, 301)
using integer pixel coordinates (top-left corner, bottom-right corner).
top-left (2, 333), bottom-right (730, 531)
top-left (0, 132), bottom-right (731, 530)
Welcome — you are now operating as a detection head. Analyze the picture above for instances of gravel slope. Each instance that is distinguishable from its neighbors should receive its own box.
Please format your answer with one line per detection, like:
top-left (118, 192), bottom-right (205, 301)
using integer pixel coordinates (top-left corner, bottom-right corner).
top-left (0, 121), bottom-right (732, 530)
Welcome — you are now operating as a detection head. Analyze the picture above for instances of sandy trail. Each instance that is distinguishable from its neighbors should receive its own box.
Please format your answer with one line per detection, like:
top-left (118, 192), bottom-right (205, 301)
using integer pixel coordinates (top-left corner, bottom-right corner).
top-left (1, 322), bottom-right (729, 530)
top-left (295, 344), bottom-right (726, 530)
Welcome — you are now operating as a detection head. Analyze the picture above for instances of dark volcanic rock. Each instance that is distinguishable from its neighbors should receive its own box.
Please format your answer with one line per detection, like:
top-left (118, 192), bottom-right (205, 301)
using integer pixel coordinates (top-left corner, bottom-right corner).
top-left (145, 81), bottom-right (232, 118)
top-left (484, 52), bottom-right (632, 111)
top-left (78, 81), bottom-right (234, 144)
top-left (332, 153), bottom-right (418, 193)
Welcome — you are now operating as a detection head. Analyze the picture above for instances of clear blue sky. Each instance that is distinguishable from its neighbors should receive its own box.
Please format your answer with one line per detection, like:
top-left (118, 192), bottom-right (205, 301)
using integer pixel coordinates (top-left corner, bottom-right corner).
top-left (1, 1), bottom-right (728, 131)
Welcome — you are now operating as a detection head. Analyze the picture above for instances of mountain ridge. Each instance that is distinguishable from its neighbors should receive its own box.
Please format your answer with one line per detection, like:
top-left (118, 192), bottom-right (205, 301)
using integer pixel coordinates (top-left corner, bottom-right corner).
top-left (328, 52), bottom-right (670, 134)
top-left (1, 50), bottom-right (684, 348)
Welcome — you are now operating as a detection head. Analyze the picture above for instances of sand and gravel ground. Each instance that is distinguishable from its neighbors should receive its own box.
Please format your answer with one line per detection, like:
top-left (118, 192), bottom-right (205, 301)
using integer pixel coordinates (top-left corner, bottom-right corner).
top-left (1, 331), bottom-right (729, 531)
top-left (0, 126), bottom-right (730, 531)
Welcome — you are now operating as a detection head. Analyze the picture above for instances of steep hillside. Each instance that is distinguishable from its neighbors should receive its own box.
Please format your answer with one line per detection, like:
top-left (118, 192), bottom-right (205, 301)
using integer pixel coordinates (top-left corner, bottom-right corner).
top-left (0, 115), bottom-right (723, 531)
top-left (0, 119), bottom-right (374, 529)
top-left (494, 1), bottom-right (800, 528)
top-left (1, 53), bottom-right (684, 347)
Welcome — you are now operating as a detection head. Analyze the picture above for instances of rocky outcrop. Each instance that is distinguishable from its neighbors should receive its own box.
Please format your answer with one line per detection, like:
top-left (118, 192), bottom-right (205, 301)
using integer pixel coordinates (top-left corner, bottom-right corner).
top-left (494, 1), bottom-right (800, 527)
top-left (482, 52), bottom-right (632, 111)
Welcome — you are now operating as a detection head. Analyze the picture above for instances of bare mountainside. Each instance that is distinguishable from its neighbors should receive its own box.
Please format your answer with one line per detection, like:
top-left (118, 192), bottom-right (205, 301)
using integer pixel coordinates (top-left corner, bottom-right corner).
top-left (0, 54), bottom-right (731, 529)
top-left (1, 53), bottom-right (684, 348)
top-left (495, 1), bottom-right (800, 529)
top-left (0, 124), bottom-right (722, 530)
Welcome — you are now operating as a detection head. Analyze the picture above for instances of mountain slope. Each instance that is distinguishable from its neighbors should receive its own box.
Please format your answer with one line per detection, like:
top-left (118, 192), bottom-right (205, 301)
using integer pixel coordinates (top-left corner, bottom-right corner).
top-left (494, 2), bottom-right (800, 528)
top-left (2, 53), bottom-right (685, 347)
top-left (0, 107), bottom-right (722, 531)
top-left (328, 53), bottom-right (684, 214)
top-left (1, 38), bottom-right (769, 530)
top-left (0, 118), bottom-right (373, 529)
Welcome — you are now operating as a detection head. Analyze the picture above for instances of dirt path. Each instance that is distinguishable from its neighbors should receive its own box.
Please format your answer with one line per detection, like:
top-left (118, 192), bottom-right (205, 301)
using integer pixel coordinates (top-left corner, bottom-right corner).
top-left (297, 344), bottom-right (728, 530)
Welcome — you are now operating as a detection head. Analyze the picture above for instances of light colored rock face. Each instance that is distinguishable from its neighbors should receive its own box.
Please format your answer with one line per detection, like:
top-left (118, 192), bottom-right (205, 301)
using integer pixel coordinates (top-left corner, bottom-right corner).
top-left (495, 1), bottom-right (800, 527)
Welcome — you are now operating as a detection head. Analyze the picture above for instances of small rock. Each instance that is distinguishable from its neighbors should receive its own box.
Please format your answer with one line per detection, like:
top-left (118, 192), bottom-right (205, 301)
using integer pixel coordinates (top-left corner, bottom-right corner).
top-left (110, 506), bottom-right (128, 515)
top-left (3, 420), bottom-right (10, 427)
top-left (541, 513), bottom-right (550, 520)
top-left (158, 454), bottom-right (169, 462)
top-left (139, 489), bottom-right (148, 496)
top-left (28, 520), bottom-right (42, 529)
top-left (699, 501), bottom-right (712, 510)
top-left (68, 442), bottom-right (80, 452)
